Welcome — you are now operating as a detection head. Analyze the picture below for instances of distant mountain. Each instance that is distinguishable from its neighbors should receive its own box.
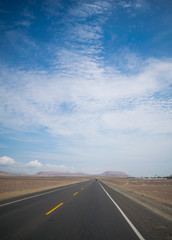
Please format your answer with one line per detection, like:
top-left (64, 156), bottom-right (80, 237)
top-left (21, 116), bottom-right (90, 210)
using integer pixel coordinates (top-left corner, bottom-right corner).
top-left (36, 171), bottom-right (89, 176)
top-left (99, 171), bottom-right (130, 178)
top-left (36, 170), bottom-right (130, 178)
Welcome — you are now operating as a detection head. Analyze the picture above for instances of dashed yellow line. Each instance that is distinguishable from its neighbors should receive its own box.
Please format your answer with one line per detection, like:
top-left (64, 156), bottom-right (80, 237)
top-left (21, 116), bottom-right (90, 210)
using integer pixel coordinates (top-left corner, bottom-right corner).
top-left (45, 184), bottom-right (89, 215)
top-left (73, 192), bottom-right (78, 196)
top-left (45, 202), bottom-right (63, 215)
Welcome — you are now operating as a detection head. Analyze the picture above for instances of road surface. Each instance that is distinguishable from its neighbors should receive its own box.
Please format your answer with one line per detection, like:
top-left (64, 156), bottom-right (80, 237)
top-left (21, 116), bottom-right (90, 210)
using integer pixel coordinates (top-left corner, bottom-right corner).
top-left (0, 179), bottom-right (150, 240)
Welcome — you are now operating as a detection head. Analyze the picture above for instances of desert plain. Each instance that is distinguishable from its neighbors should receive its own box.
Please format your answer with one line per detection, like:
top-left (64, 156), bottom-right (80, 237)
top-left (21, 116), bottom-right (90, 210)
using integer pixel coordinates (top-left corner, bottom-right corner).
top-left (0, 174), bottom-right (172, 207)
top-left (0, 174), bottom-right (91, 201)
top-left (0, 174), bottom-right (172, 240)
top-left (99, 177), bottom-right (172, 205)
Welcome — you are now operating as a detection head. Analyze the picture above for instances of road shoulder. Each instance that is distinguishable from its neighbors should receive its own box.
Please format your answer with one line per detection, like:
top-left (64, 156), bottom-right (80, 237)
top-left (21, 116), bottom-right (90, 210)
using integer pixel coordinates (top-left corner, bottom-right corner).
top-left (100, 180), bottom-right (172, 240)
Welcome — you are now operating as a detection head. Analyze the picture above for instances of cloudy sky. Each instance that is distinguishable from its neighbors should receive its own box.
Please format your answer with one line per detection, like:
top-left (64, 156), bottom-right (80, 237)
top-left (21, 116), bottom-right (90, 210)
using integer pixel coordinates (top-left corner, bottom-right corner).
top-left (0, 0), bottom-right (172, 177)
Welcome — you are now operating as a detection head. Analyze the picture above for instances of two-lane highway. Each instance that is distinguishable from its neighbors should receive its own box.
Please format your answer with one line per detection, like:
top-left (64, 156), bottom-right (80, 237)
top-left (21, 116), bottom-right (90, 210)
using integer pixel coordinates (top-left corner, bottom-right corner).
top-left (0, 179), bottom-right (148, 240)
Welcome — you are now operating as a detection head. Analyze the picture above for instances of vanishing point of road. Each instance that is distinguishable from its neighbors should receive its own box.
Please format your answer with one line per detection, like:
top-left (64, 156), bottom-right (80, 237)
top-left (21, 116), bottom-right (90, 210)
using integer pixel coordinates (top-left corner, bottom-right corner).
top-left (0, 179), bottom-right (151, 240)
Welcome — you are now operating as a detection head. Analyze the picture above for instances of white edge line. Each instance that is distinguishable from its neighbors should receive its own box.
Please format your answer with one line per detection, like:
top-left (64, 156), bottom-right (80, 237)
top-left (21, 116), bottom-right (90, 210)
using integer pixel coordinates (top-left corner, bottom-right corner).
top-left (99, 181), bottom-right (145, 240)
top-left (0, 182), bottom-right (82, 207)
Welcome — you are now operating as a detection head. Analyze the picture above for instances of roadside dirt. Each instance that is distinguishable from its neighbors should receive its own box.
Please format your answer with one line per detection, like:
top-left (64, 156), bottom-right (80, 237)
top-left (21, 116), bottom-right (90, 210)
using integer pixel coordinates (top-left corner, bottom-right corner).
top-left (0, 175), bottom-right (91, 202)
top-left (100, 178), bottom-right (172, 205)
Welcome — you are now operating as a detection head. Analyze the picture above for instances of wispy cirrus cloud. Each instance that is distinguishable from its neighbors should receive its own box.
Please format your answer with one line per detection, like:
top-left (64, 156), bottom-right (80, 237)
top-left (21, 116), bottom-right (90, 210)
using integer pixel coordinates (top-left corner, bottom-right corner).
top-left (0, 57), bottom-right (172, 136)
top-left (68, 0), bottom-right (111, 18)
top-left (118, 0), bottom-right (149, 10)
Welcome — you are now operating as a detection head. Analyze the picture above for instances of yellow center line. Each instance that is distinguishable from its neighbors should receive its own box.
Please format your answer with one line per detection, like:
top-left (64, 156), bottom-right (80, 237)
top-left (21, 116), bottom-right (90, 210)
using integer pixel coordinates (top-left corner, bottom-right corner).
top-left (73, 192), bottom-right (78, 196)
top-left (81, 188), bottom-right (84, 190)
top-left (45, 202), bottom-right (64, 215)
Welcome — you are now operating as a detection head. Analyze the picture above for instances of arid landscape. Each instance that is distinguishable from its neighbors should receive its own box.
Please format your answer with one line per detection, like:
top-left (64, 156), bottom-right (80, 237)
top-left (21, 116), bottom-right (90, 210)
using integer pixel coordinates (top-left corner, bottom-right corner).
top-left (0, 174), bottom-right (91, 202)
top-left (0, 173), bottom-right (172, 240)
top-left (1, 172), bottom-right (172, 206)
top-left (99, 177), bottom-right (172, 205)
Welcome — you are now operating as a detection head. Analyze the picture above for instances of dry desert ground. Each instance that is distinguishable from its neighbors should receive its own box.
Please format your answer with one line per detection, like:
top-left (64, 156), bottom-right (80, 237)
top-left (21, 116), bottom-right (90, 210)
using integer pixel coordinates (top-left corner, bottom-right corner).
top-left (1, 175), bottom-right (172, 205)
top-left (99, 177), bottom-right (172, 205)
top-left (0, 175), bottom-right (91, 201)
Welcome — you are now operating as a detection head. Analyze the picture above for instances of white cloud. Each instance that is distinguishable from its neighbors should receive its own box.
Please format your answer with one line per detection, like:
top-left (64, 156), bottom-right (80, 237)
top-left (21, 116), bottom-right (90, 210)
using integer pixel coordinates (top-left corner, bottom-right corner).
top-left (135, 0), bottom-right (149, 9)
top-left (45, 163), bottom-right (69, 171)
top-left (0, 57), bottom-right (172, 137)
top-left (26, 160), bottom-right (43, 168)
top-left (0, 156), bottom-right (73, 174)
top-left (118, 1), bottom-right (132, 8)
top-left (68, 1), bottom-right (110, 19)
top-left (117, 0), bottom-right (150, 12)
top-left (0, 156), bottom-right (15, 166)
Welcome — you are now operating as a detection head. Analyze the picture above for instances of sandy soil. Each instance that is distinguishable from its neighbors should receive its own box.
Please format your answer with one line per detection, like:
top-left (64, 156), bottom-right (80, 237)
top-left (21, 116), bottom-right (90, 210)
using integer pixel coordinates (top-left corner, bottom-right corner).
top-left (99, 177), bottom-right (172, 205)
top-left (0, 175), bottom-right (91, 201)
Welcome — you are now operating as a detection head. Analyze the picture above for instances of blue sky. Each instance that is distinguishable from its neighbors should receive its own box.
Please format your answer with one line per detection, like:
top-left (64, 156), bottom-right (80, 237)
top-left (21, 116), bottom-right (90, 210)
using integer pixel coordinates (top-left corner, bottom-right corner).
top-left (0, 0), bottom-right (172, 176)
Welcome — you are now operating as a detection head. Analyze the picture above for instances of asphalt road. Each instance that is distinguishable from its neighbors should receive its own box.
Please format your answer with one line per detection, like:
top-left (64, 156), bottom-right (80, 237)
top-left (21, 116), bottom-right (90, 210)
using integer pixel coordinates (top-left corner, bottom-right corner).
top-left (0, 179), bottom-right (148, 240)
